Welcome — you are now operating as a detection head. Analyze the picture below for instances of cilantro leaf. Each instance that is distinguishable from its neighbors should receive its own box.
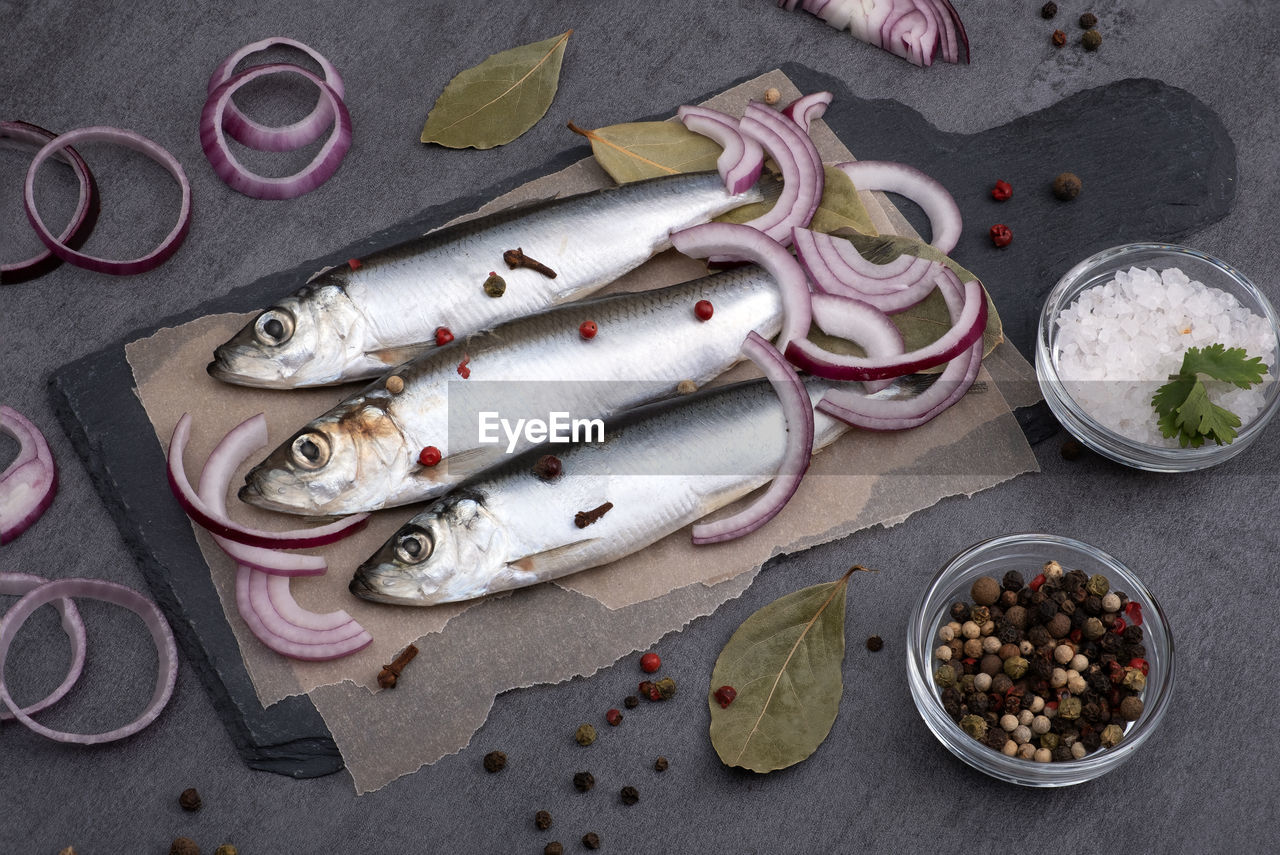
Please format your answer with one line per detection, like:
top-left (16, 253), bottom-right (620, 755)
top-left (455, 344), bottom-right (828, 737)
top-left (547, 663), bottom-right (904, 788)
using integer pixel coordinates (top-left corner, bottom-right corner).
top-left (1179, 343), bottom-right (1266, 389)
top-left (1173, 379), bottom-right (1242, 446)
top-left (1151, 343), bottom-right (1267, 447)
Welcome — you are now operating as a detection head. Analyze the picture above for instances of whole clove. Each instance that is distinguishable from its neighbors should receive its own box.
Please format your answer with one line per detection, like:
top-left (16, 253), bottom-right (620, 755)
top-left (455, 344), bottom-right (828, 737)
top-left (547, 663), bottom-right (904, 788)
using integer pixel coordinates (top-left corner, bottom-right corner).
top-left (503, 247), bottom-right (558, 278)
top-left (575, 502), bottom-right (614, 529)
top-left (377, 643), bottom-right (419, 689)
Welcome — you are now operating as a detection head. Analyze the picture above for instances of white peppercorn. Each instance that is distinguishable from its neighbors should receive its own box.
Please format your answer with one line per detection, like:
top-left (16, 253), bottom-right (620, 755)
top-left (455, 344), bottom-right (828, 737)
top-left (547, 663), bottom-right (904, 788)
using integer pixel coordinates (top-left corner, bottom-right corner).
top-left (1019, 640), bottom-right (1034, 656)
top-left (1031, 715), bottom-right (1051, 735)
top-left (1017, 743), bottom-right (1037, 760)
top-left (938, 625), bottom-right (955, 643)
top-left (961, 621), bottom-right (980, 639)
top-left (1000, 714), bottom-right (1019, 732)
top-left (934, 645), bottom-right (952, 662)
top-left (1044, 560), bottom-right (1063, 580)
top-left (1071, 741), bottom-right (1087, 760)
top-left (1102, 592), bottom-right (1121, 612)
top-left (1066, 671), bottom-right (1087, 695)
top-left (1069, 653), bottom-right (1089, 673)
top-left (1050, 667), bottom-right (1068, 688)
top-left (973, 673), bottom-right (992, 692)
top-left (1001, 740), bottom-right (1018, 757)
top-left (1034, 748), bottom-right (1053, 763)
top-left (1018, 709), bottom-right (1034, 727)
top-left (1028, 695), bottom-right (1045, 714)
top-left (946, 621), bottom-right (962, 636)
top-left (963, 638), bottom-right (983, 658)
top-left (1012, 725), bottom-right (1032, 745)
top-left (981, 636), bottom-right (1001, 654)
top-left (980, 620), bottom-right (995, 636)
top-left (1054, 644), bottom-right (1074, 664)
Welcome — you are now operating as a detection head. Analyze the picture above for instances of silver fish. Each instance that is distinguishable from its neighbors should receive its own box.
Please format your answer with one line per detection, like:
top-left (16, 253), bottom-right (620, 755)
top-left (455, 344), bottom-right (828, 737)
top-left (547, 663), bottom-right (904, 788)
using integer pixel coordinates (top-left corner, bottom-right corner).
top-left (349, 379), bottom-right (848, 606)
top-left (208, 172), bottom-right (777, 388)
top-left (239, 268), bottom-right (785, 516)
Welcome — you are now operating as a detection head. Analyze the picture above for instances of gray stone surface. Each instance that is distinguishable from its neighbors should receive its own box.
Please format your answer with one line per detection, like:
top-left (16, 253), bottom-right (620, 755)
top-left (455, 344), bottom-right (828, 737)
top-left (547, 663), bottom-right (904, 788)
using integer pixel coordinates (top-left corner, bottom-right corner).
top-left (2, 1), bottom-right (1277, 851)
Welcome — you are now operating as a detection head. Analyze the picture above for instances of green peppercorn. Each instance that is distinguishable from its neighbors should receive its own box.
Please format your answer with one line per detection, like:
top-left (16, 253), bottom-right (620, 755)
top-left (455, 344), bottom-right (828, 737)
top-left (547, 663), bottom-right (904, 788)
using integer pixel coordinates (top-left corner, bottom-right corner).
top-left (573, 771), bottom-right (595, 792)
top-left (1003, 656), bottom-right (1029, 679)
top-left (482, 272), bottom-right (506, 297)
top-left (535, 810), bottom-right (553, 830)
top-left (1086, 574), bottom-right (1110, 597)
top-left (1058, 696), bottom-right (1083, 720)
top-left (933, 664), bottom-right (957, 688)
top-left (960, 714), bottom-right (988, 740)
top-left (654, 676), bottom-right (677, 700)
top-left (1081, 29), bottom-right (1102, 50)
top-left (214, 847), bottom-right (237, 855)
top-left (169, 840), bottom-right (199, 855)
top-left (1040, 731), bottom-right (1061, 751)
top-left (483, 750), bottom-right (507, 772)
top-left (1100, 723), bottom-right (1125, 747)
top-left (574, 724), bottom-right (597, 746)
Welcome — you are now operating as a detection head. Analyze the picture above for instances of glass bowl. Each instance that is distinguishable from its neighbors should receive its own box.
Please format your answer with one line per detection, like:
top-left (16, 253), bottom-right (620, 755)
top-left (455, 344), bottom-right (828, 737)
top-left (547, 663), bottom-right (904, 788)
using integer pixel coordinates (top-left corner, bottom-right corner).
top-left (1036, 243), bottom-right (1280, 471)
top-left (906, 534), bottom-right (1175, 787)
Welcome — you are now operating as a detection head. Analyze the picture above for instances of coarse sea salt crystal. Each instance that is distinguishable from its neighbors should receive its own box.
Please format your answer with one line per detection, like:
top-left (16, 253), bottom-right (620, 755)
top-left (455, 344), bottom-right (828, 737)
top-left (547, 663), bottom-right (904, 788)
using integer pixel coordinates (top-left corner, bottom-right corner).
top-left (1054, 265), bottom-right (1277, 447)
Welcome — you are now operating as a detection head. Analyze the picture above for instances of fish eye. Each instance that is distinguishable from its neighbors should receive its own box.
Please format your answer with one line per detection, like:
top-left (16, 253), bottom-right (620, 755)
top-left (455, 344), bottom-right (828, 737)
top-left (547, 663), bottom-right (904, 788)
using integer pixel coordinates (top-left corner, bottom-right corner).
top-left (254, 308), bottom-right (296, 346)
top-left (394, 527), bottom-right (433, 565)
top-left (290, 432), bottom-right (330, 470)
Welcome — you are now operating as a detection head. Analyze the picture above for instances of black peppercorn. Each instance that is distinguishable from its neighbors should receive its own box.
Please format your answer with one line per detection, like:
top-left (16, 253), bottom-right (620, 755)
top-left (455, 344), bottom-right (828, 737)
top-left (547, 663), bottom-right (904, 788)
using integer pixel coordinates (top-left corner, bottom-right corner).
top-left (583, 832), bottom-right (601, 850)
top-left (178, 788), bottom-right (202, 812)
top-left (1079, 12), bottom-right (1098, 28)
top-left (1100, 633), bottom-right (1121, 653)
top-left (1125, 643), bottom-right (1147, 661)
top-left (573, 771), bottom-right (595, 792)
top-left (1041, 1), bottom-right (1057, 18)
top-left (1001, 570), bottom-right (1025, 592)
top-left (950, 601), bottom-right (971, 622)
top-left (1084, 595), bottom-right (1103, 615)
top-left (1060, 438), bottom-right (1083, 460)
top-left (969, 693), bottom-right (990, 716)
top-left (1053, 172), bottom-right (1083, 201)
top-left (620, 785), bottom-right (639, 805)
top-left (623, 695), bottom-right (639, 709)
top-left (1123, 625), bottom-right (1144, 643)
top-left (654, 756), bottom-right (669, 772)
top-left (1053, 745), bottom-right (1074, 762)
top-left (536, 810), bottom-right (553, 830)
top-left (1027, 625), bottom-right (1052, 648)
top-left (984, 728), bottom-right (1009, 751)
top-left (545, 844), bottom-right (564, 855)
top-left (1081, 727), bottom-right (1102, 751)
top-left (991, 674), bottom-right (1014, 695)
top-left (866, 635), bottom-right (884, 652)
top-left (483, 750), bottom-right (507, 773)
top-left (997, 623), bottom-right (1020, 645)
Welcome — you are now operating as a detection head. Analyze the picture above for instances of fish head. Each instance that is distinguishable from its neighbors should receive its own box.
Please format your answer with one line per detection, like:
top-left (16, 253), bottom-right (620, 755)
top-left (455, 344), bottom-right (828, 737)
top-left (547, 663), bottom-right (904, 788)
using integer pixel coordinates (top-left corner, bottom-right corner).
top-left (238, 395), bottom-right (420, 516)
top-left (207, 280), bottom-right (365, 388)
top-left (350, 492), bottom-right (509, 606)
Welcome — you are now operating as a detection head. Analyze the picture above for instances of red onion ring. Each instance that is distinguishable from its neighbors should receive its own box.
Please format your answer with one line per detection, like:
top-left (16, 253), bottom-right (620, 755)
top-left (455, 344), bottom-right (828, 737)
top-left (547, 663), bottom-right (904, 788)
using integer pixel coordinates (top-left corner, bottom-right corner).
top-left (207, 37), bottom-right (346, 153)
top-left (793, 227), bottom-right (943, 311)
top-left (195, 412), bottom-right (327, 576)
top-left (834, 160), bottom-right (961, 254)
top-left (201, 63), bottom-right (352, 200)
top-left (781, 92), bottom-right (833, 133)
top-left (0, 405), bottom-right (58, 545)
top-left (809, 292), bottom-right (904, 393)
top-left (692, 332), bottom-right (814, 544)
top-left (23, 126), bottom-right (191, 276)
top-left (670, 222), bottom-right (812, 351)
top-left (1, 121), bottom-right (98, 285)
top-left (234, 566), bottom-right (372, 661)
top-left (245, 570), bottom-right (365, 645)
top-left (817, 268), bottom-right (982, 429)
top-left (0, 573), bottom-right (86, 721)
top-left (0, 578), bottom-right (177, 744)
top-left (167, 413), bottom-right (369, 549)
top-left (734, 101), bottom-right (824, 248)
top-left (785, 274), bottom-right (986, 380)
top-left (676, 105), bottom-right (764, 196)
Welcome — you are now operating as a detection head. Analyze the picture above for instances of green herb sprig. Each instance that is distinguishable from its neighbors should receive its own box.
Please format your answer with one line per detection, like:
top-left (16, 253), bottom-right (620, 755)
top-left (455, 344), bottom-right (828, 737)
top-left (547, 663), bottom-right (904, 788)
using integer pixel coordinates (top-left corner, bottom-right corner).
top-left (1151, 344), bottom-right (1266, 447)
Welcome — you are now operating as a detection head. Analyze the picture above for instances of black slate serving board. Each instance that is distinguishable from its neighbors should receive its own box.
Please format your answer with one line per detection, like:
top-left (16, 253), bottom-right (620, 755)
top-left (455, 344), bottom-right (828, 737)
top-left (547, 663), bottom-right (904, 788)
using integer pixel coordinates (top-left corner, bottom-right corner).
top-left (50, 67), bottom-right (1236, 778)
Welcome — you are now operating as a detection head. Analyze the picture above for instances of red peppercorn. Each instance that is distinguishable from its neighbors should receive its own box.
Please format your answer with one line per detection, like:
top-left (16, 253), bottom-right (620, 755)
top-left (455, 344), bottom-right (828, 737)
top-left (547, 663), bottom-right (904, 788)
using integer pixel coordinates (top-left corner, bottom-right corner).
top-left (435, 326), bottom-right (454, 346)
top-left (694, 299), bottom-right (714, 321)
top-left (418, 446), bottom-right (442, 467)
top-left (605, 708), bottom-right (623, 726)
top-left (639, 652), bottom-right (661, 673)
top-left (1108, 661), bottom-right (1126, 684)
top-left (579, 320), bottom-right (598, 340)
top-left (1124, 601), bottom-right (1144, 626)
top-left (1069, 628), bottom-right (1082, 643)
top-left (989, 223), bottom-right (1013, 248)
top-left (648, 686), bottom-right (663, 702)
top-left (1112, 617), bottom-right (1126, 634)
top-left (1046, 700), bottom-right (1059, 711)
top-left (1029, 573), bottom-right (1046, 592)
top-left (713, 686), bottom-right (737, 709)
top-left (348, 257), bottom-right (362, 270)
top-left (990, 694), bottom-right (1004, 712)
top-left (638, 680), bottom-right (655, 697)
top-left (1128, 657), bottom-right (1149, 676)
top-left (990, 180), bottom-right (1012, 202)
top-left (457, 355), bottom-right (471, 379)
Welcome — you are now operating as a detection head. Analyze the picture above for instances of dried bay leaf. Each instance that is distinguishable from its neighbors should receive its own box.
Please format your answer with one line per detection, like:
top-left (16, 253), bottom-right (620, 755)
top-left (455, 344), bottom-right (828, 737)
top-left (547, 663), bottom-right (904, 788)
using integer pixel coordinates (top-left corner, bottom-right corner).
top-left (568, 121), bottom-right (722, 182)
top-left (421, 30), bottom-right (572, 150)
top-left (708, 566), bottom-right (867, 773)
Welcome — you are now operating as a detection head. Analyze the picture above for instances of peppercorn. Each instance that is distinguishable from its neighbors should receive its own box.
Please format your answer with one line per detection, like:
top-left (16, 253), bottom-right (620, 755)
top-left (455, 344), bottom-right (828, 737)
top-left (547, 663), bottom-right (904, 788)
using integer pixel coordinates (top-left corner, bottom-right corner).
top-left (545, 844), bottom-right (564, 855)
top-left (963, 638), bottom-right (983, 659)
top-left (652, 676), bottom-right (676, 700)
top-left (714, 685), bottom-right (737, 708)
top-left (1120, 696), bottom-right (1144, 721)
top-left (1123, 624), bottom-right (1144, 643)
top-left (170, 839), bottom-right (199, 855)
top-left (640, 652), bottom-right (661, 673)
top-left (1058, 696), bottom-right (1082, 720)
top-left (606, 708), bottom-right (623, 726)
top-left (214, 847), bottom-right (237, 855)
top-left (989, 223), bottom-right (1013, 248)
top-left (573, 771), bottom-right (595, 792)
top-left (990, 180), bottom-right (1013, 202)
top-left (1123, 669), bottom-right (1146, 693)
top-left (620, 785), bottom-right (639, 805)
top-left (1040, 731), bottom-right (1061, 752)
top-left (949, 601), bottom-right (970, 622)
top-left (59, 849), bottom-right (76, 855)
top-left (624, 695), bottom-right (639, 709)
top-left (968, 692), bottom-right (990, 716)
top-left (1079, 12), bottom-right (1098, 28)
top-left (536, 810), bottom-right (553, 830)
top-left (763, 87), bottom-right (782, 105)
top-left (1041, 1), bottom-right (1057, 17)
top-left (1047, 613), bottom-right (1071, 638)
top-left (178, 787), bottom-right (202, 812)
top-left (1052, 172), bottom-right (1082, 200)
top-left (1052, 29), bottom-right (1067, 47)
top-left (984, 727), bottom-right (1011, 752)
top-left (694, 299), bottom-right (714, 321)
top-left (969, 605), bottom-right (991, 626)
top-left (483, 750), bottom-right (507, 772)
top-left (583, 832), bottom-right (601, 850)
top-left (1085, 574), bottom-right (1110, 598)
top-left (482, 271), bottom-right (506, 297)
top-left (866, 635), bottom-right (884, 652)
top-left (654, 756), bottom-right (669, 772)
top-left (579, 320), bottom-right (598, 340)
top-left (574, 724), bottom-right (597, 746)
top-left (960, 714), bottom-right (988, 739)
top-left (991, 674), bottom-right (1014, 695)
top-left (385, 374), bottom-right (404, 394)
top-left (1100, 724), bottom-right (1125, 747)
top-left (533, 454), bottom-right (562, 480)
top-left (638, 680), bottom-right (655, 698)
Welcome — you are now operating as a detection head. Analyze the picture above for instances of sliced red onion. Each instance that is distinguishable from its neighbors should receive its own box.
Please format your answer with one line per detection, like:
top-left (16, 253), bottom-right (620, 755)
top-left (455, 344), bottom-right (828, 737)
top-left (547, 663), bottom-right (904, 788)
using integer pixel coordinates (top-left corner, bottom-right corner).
top-left (781, 92), bottom-right (832, 133)
top-left (207, 37), bottom-right (346, 153)
top-left (0, 573), bottom-right (86, 721)
top-left (264, 571), bottom-right (353, 632)
top-left (0, 405), bottom-right (58, 545)
top-left (234, 566), bottom-right (372, 661)
top-left (733, 101), bottom-right (824, 248)
top-left (786, 274), bottom-right (986, 380)
top-left (670, 222), bottom-right (812, 351)
top-left (793, 227), bottom-right (941, 309)
top-left (817, 269), bottom-right (982, 429)
top-left (23, 126), bottom-right (190, 276)
top-left (167, 413), bottom-right (369, 549)
top-left (194, 412), bottom-right (327, 576)
top-left (883, 8), bottom-right (936, 67)
top-left (201, 63), bottom-right (351, 200)
top-left (809, 292), bottom-right (904, 393)
top-left (246, 569), bottom-right (364, 645)
top-left (808, 0), bottom-right (968, 65)
top-left (1, 121), bottom-right (98, 285)
top-left (676, 105), bottom-right (763, 196)
top-left (0, 578), bottom-right (177, 744)
top-left (834, 160), bottom-right (961, 254)
top-left (692, 332), bottom-right (813, 544)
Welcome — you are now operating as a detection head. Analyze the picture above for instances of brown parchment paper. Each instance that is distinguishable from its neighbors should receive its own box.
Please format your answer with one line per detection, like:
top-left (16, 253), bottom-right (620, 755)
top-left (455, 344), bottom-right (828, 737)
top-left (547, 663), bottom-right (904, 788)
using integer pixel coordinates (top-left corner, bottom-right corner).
top-left (126, 70), bottom-right (1039, 793)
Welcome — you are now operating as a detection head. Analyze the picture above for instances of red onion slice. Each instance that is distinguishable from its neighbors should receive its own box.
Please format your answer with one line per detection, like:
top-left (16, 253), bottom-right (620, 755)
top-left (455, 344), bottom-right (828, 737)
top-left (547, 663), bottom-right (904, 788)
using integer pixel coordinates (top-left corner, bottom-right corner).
top-left (733, 101), bottom-right (825, 247)
top-left (817, 269), bottom-right (982, 428)
top-left (676, 105), bottom-right (764, 196)
top-left (1, 121), bottom-right (98, 285)
top-left (670, 222), bottom-right (812, 351)
top-left (0, 405), bottom-right (58, 545)
top-left (781, 92), bottom-right (833, 133)
top-left (194, 412), bottom-right (327, 576)
top-left (207, 37), bottom-right (346, 153)
top-left (692, 332), bottom-right (814, 544)
top-left (23, 126), bottom-right (191, 276)
top-left (0, 573), bottom-right (86, 721)
top-left (0, 578), bottom-right (177, 744)
top-left (234, 566), bottom-right (372, 661)
top-left (264, 571), bottom-right (353, 632)
top-left (246, 570), bottom-right (364, 645)
top-left (793, 227), bottom-right (941, 309)
top-left (786, 274), bottom-right (986, 380)
top-left (809, 292), bottom-right (904, 393)
top-left (167, 413), bottom-right (369, 549)
top-left (834, 160), bottom-right (961, 254)
top-left (201, 63), bottom-right (352, 200)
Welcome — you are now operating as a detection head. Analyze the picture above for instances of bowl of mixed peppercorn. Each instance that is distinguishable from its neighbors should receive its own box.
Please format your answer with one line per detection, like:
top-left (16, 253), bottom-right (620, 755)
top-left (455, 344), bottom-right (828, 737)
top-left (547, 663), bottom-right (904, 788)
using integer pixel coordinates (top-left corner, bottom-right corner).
top-left (907, 534), bottom-right (1174, 786)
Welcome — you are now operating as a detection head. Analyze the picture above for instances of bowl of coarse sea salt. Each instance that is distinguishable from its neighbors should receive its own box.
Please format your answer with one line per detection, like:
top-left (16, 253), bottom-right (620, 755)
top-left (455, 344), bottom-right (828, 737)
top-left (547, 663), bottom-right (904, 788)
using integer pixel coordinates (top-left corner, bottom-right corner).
top-left (1037, 243), bottom-right (1280, 471)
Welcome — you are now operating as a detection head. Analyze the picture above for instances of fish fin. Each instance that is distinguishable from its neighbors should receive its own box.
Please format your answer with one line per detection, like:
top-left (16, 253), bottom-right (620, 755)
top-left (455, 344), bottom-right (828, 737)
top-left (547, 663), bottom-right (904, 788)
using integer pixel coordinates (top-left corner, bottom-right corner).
top-left (434, 445), bottom-right (505, 482)
top-left (507, 539), bottom-right (598, 575)
top-left (368, 342), bottom-right (435, 367)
